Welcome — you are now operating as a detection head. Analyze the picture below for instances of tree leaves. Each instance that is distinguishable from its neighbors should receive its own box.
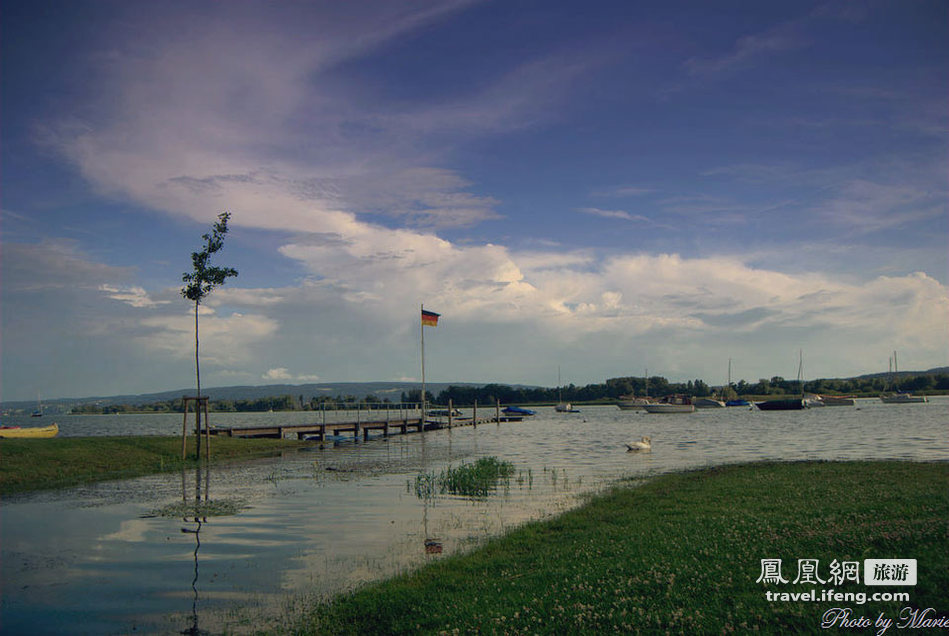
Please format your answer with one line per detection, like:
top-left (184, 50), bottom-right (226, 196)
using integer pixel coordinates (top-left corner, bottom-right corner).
top-left (181, 212), bottom-right (238, 303)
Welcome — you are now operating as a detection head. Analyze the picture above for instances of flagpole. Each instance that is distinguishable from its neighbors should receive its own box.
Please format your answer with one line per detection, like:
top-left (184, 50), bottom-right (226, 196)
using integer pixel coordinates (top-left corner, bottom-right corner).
top-left (420, 303), bottom-right (426, 422)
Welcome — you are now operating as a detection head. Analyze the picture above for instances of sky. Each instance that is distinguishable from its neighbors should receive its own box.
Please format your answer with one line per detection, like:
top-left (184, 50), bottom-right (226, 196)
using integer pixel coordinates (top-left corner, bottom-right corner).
top-left (1, 0), bottom-right (947, 402)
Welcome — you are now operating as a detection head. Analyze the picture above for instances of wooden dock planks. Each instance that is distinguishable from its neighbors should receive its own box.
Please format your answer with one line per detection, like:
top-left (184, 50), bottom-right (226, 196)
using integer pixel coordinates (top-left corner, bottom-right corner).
top-left (208, 414), bottom-right (523, 441)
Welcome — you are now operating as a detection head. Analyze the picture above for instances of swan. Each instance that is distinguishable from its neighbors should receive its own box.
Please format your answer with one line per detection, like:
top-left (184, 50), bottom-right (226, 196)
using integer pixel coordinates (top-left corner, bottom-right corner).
top-left (626, 436), bottom-right (652, 451)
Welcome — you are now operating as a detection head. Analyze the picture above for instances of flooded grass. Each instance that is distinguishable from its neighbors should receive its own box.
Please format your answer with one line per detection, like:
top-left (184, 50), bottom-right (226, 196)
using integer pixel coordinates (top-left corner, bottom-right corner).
top-left (148, 497), bottom-right (249, 518)
top-left (414, 456), bottom-right (516, 499)
top-left (298, 461), bottom-right (949, 634)
top-left (0, 436), bottom-right (314, 495)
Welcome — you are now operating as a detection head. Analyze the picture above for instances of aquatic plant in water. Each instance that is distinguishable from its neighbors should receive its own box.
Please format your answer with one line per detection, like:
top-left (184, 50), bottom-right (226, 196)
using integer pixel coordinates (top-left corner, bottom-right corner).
top-left (414, 471), bottom-right (438, 500)
top-left (415, 456), bottom-right (516, 499)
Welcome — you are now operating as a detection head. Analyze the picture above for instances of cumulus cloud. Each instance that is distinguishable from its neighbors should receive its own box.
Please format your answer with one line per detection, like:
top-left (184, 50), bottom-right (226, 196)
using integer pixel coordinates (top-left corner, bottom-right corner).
top-left (137, 309), bottom-right (280, 367)
top-left (263, 368), bottom-right (320, 382)
top-left (6, 1), bottom-right (944, 401)
top-left (99, 285), bottom-right (169, 308)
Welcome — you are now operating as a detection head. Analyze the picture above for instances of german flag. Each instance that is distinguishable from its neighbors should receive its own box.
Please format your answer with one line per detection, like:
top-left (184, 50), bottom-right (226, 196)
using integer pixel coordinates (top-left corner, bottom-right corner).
top-left (421, 309), bottom-right (440, 327)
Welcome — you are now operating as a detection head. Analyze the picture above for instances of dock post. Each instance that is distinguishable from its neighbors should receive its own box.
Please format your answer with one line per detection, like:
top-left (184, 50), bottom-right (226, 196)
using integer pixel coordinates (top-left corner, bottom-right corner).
top-left (448, 399), bottom-right (453, 428)
top-left (473, 400), bottom-right (478, 428)
top-left (496, 399), bottom-right (501, 425)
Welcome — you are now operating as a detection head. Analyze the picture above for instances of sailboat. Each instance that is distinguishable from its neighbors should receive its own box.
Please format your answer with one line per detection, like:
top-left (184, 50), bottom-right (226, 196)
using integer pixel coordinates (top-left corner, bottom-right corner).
top-left (554, 366), bottom-right (579, 413)
top-left (880, 352), bottom-right (928, 404)
top-left (724, 358), bottom-right (750, 407)
top-left (31, 393), bottom-right (43, 417)
top-left (756, 352), bottom-right (806, 411)
top-left (643, 394), bottom-right (695, 413)
top-left (617, 369), bottom-right (655, 409)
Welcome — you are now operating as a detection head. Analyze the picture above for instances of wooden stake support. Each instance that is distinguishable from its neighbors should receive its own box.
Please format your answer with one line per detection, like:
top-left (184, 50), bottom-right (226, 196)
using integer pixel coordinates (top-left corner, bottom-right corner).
top-left (181, 396), bottom-right (211, 460)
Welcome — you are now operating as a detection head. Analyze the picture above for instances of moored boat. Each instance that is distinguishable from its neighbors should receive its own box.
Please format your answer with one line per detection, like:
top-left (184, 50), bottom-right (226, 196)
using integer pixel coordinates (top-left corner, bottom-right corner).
top-left (502, 406), bottom-right (537, 416)
top-left (725, 399), bottom-right (751, 407)
top-left (553, 366), bottom-right (580, 412)
top-left (880, 392), bottom-right (928, 404)
top-left (617, 370), bottom-right (654, 410)
top-left (643, 395), bottom-right (694, 413)
top-left (693, 397), bottom-right (725, 408)
top-left (756, 398), bottom-right (805, 411)
top-left (616, 396), bottom-right (654, 410)
top-left (0, 423), bottom-right (59, 439)
top-left (757, 351), bottom-right (807, 411)
top-left (820, 395), bottom-right (855, 406)
top-left (804, 393), bottom-right (825, 408)
top-left (879, 351), bottom-right (928, 404)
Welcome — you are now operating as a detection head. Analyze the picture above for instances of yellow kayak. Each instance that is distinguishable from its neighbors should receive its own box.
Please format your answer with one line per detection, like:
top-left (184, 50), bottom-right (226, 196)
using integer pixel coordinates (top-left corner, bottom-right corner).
top-left (0, 423), bottom-right (59, 439)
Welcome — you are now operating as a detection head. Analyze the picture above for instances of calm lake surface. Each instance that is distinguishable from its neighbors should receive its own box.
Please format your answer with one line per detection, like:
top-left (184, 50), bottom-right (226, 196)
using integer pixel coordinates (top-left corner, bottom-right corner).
top-left (2, 399), bottom-right (947, 634)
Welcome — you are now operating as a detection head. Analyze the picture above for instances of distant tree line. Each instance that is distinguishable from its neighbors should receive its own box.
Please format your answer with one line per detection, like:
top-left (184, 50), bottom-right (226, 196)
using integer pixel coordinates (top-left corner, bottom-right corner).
top-left (428, 371), bottom-right (949, 406)
top-left (70, 393), bottom-right (399, 415)
top-left (68, 372), bottom-right (949, 414)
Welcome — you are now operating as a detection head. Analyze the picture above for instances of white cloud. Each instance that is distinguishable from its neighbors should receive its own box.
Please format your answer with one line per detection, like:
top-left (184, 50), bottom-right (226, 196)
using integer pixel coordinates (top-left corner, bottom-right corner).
top-left (684, 30), bottom-right (804, 77)
top-left (263, 368), bottom-right (320, 382)
top-left (99, 284), bottom-right (169, 308)
top-left (577, 207), bottom-right (650, 223)
top-left (815, 179), bottom-right (946, 233)
top-left (2, 241), bottom-right (134, 292)
top-left (138, 308), bottom-right (280, 367)
top-left (5, 1), bottom-right (946, 402)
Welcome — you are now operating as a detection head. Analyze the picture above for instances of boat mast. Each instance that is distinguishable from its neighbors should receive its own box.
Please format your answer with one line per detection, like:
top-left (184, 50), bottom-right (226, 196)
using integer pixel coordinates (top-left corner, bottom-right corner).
top-left (557, 365), bottom-right (562, 403)
top-left (727, 358), bottom-right (732, 399)
top-left (893, 350), bottom-right (899, 392)
top-left (798, 350), bottom-right (804, 398)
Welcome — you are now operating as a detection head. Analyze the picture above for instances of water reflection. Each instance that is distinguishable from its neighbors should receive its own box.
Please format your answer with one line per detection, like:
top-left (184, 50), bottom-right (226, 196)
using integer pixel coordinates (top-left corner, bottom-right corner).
top-left (1, 399), bottom-right (947, 634)
top-left (180, 465), bottom-right (210, 636)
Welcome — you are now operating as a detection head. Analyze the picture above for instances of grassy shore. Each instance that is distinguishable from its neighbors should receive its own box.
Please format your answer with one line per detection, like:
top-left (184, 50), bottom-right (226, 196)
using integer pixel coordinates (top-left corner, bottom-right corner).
top-left (298, 461), bottom-right (949, 635)
top-left (0, 436), bottom-right (312, 495)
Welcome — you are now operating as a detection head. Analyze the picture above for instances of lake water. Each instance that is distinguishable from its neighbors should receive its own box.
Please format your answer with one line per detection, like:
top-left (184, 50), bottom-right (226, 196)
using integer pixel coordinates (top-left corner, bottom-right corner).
top-left (2, 399), bottom-right (947, 634)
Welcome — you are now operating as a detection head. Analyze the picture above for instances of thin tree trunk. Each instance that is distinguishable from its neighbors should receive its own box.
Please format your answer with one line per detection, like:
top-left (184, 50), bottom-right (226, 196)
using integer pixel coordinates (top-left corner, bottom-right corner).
top-left (194, 300), bottom-right (202, 459)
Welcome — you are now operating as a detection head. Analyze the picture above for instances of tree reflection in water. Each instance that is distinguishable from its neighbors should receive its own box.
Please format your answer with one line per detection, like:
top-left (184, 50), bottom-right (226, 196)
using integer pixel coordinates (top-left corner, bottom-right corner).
top-left (180, 465), bottom-right (210, 636)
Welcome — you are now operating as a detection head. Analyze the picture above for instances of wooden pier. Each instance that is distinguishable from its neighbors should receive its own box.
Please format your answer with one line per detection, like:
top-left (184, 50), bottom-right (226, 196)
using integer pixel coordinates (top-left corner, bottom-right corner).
top-left (208, 400), bottom-right (524, 442)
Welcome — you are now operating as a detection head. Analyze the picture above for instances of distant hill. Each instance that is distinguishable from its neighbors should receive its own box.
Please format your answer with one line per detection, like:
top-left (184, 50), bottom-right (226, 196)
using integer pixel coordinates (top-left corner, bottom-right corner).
top-left (1, 381), bottom-right (538, 413)
top-left (849, 367), bottom-right (949, 381)
top-left (3, 368), bottom-right (946, 414)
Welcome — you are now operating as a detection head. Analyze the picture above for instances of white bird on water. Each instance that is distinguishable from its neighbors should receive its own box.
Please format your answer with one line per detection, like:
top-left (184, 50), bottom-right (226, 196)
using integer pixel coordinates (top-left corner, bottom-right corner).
top-left (625, 436), bottom-right (652, 452)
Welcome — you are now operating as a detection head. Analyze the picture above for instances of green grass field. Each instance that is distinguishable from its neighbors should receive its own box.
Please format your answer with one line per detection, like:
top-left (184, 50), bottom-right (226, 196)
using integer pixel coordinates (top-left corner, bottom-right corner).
top-left (296, 461), bottom-right (949, 635)
top-left (0, 436), bottom-right (312, 494)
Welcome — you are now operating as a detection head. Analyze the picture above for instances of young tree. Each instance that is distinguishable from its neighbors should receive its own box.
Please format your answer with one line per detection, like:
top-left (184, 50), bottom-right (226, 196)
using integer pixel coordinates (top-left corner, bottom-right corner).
top-left (181, 212), bottom-right (238, 456)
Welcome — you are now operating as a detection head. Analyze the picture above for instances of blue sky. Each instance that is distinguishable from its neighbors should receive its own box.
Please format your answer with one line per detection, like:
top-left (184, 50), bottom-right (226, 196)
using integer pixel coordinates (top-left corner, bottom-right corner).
top-left (2, 0), bottom-right (947, 402)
